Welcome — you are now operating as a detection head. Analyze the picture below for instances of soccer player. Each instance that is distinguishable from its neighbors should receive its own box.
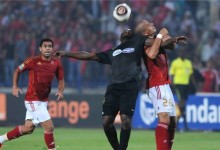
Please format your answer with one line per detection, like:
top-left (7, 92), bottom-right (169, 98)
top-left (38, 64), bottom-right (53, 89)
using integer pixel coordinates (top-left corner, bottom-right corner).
top-left (0, 38), bottom-right (65, 150)
top-left (141, 23), bottom-right (187, 149)
top-left (54, 25), bottom-right (170, 150)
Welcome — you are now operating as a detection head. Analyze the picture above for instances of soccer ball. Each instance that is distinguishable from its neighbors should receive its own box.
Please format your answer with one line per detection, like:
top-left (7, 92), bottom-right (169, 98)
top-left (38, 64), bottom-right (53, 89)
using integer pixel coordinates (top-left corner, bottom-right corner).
top-left (113, 3), bottom-right (131, 22)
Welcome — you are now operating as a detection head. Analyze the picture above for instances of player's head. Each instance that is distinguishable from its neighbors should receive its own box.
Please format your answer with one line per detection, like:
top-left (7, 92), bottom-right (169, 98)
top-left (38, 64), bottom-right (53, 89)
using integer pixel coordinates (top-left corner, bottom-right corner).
top-left (120, 29), bottom-right (133, 43)
top-left (134, 20), bottom-right (156, 37)
top-left (206, 60), bottom-right (214, 70)
top-left (39, 38), bottom-right (54, 59)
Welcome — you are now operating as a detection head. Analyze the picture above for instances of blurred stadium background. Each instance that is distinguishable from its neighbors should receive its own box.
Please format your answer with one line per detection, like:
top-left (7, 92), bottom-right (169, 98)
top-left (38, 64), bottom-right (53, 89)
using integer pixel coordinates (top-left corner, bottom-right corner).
top-left (0, 0), bottom-right (220, 149)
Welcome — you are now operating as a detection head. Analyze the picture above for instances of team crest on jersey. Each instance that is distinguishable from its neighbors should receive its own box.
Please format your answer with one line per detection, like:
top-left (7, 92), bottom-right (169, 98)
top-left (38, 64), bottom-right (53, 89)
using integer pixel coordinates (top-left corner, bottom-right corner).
top-left (112, 48), bottom-right (134, 57)
top-left (37, 62), bottom-right (42, 65)
top-left (18, 63), bottom-right (25, 70)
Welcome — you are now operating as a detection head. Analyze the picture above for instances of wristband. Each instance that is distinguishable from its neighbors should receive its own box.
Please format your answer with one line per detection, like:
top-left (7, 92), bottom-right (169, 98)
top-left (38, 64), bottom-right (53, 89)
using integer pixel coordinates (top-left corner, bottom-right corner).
top-left (156, 34), bottom-right (163, 39)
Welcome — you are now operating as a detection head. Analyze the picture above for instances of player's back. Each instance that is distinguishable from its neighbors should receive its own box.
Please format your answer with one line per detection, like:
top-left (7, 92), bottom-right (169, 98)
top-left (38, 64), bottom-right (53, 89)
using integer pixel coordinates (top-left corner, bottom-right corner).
top-left (97, 34), bottom-right (147, 84)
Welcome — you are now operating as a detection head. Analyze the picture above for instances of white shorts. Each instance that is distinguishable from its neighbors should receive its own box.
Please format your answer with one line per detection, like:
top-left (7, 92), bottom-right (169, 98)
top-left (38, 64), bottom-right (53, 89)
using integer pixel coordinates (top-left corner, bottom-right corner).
top-left (147, 84), bottom-right (176, 116)
top-left (25, 101), bottom-right (51, 126)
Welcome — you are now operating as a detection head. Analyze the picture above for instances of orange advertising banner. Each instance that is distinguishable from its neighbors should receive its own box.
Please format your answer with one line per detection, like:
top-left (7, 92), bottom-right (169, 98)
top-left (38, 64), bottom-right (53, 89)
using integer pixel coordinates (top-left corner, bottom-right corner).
top-left (0, 94), bottom-right (6, 121)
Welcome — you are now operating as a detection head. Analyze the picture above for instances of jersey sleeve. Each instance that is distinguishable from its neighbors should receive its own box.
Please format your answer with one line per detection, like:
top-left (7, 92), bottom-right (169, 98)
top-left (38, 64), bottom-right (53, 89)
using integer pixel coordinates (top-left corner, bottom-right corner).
top-left (17, 57), bottom-right (34, 72)
top-left (56, 59), bottom-right (64, 80)
top-left (95, 49), bottom-right (112, 65)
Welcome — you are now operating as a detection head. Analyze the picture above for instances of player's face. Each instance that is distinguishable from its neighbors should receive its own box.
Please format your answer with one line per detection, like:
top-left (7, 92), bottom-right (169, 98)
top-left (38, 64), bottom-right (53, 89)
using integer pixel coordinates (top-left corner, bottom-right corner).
top-left (143, 21), bottom-right (156, 36)
top-left (120, 29), bottom-right (133, 42)
top-left (39, 41), bottom-right (53, 58)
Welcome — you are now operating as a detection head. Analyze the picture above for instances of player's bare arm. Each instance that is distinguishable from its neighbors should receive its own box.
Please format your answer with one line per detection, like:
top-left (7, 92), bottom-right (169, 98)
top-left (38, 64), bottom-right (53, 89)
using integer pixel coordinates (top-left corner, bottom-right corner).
top-left (145, 28), bottom-right (168, 59)
top-left (145, 35), bottom-right (187, 50)
top-left (161, 35), bottom-right (187, 50)
top-left (12, 68), bottom-right (22, 97)
top-left (54, 51), bottom-right (100, 61)
top-left (144, 37), bottom-right (175, 50)
top-left (161, 35), bottom-right (175, 50)
top-left (56, 78), bottom-right (65, 100)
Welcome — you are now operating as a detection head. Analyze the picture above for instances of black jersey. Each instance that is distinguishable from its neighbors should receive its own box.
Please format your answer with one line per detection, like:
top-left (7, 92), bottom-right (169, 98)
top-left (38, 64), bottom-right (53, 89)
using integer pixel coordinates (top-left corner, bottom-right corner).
top-left (96, 35), bottom-right (147, 84)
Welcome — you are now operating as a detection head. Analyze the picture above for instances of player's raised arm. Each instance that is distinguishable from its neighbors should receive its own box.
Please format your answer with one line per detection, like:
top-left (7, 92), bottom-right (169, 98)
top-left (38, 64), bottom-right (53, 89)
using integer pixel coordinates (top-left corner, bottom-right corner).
top-left (161, 35), bottom-right (187, 50)
top-left (161, 35), bottom-right (176, 50)
top-left (145, 28), bottom-right (168, 59)
top-left (54, 51), bottom-right (100, 61)
top-left (144, 35), bottom-right (187, 51)
top-left (12, 68), bottom-right (22, 97)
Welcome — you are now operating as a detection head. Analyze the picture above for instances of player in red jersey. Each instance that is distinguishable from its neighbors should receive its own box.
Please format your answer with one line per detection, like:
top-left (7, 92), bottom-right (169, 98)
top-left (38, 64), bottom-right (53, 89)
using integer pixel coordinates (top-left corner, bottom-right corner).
top-left (138, 22), bottom-right (187, 150)
top-left (201, 60), bottom-right (219, 92)
top-left (0, 39), bottom-right (64, 150)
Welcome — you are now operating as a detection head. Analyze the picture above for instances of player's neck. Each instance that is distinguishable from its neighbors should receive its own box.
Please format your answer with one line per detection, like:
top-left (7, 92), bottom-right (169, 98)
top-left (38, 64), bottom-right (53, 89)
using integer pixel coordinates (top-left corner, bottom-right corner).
top-left (41, 56), bottom-right (51, 61)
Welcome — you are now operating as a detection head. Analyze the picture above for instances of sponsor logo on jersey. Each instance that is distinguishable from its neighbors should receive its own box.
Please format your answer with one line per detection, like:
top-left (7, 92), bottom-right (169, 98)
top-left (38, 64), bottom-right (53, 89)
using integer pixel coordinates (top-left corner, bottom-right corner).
top-left (37, 62), bottom-right (42, 65)
top-left (112, 48), bottom-right (135, 57)
top-left (122, 48), bottom-right (134, 53)
top-left (113, 49), bottom-right (123, 56)
top-left (51, 61), bottom-right (54, 64)
top-left (18, 63), bottom-right (25, 70)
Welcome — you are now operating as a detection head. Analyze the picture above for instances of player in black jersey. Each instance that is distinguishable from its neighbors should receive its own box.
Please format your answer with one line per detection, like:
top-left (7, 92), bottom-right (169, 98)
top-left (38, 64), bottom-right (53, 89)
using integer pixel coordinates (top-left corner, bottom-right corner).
top-left (54, 23), bottom-right (178, 150)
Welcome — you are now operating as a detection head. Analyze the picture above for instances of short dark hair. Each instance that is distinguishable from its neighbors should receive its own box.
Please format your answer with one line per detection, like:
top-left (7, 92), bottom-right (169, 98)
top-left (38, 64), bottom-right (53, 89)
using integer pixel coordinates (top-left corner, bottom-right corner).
top-left (39, 38), bottom-right (53, 47)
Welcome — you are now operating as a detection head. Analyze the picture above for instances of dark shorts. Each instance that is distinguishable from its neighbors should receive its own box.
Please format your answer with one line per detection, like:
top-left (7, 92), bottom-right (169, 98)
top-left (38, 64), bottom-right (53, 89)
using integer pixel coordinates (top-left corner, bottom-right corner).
top-left (102, 79), bottom-right (139, 117)
top-left (175, 84), bottom-right (189, 101)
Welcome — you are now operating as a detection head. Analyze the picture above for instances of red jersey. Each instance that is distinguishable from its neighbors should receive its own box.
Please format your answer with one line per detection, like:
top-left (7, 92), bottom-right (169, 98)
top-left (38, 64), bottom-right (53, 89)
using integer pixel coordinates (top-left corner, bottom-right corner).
top-left (144, 49), bottom-right (171, 89)
top-left (17, 56), bottom-right (64, 101)
top-left (201, 69), bottom-right (218, 92)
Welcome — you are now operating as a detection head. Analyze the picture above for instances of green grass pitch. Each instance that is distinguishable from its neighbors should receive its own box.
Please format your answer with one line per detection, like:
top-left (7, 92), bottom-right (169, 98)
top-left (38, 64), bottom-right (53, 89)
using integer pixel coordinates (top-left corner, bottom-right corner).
top-left (0, 127), bottom-right (219, 150)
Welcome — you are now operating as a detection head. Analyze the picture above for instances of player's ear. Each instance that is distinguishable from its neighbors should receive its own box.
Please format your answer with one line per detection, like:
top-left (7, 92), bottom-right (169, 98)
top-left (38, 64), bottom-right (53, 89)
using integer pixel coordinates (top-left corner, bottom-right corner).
top-left (39, 47), bottom-right (42, 52)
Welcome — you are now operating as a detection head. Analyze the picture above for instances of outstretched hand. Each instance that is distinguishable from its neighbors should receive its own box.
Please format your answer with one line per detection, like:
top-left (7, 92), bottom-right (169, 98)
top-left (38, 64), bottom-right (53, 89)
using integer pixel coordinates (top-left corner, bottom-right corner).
top-left (175, 36), bottom-right (187, 45)
top-left (54, 51), bottom-right (66, 58)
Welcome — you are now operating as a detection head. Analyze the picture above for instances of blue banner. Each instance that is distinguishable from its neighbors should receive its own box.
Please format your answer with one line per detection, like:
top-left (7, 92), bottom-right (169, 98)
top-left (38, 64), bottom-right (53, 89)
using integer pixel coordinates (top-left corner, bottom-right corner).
top-left (132, 93), bottom-right (158, 129)
top-left (132, 93), bottom-right (220, 130)
top-left (186, 95), bottom-right (220, 130)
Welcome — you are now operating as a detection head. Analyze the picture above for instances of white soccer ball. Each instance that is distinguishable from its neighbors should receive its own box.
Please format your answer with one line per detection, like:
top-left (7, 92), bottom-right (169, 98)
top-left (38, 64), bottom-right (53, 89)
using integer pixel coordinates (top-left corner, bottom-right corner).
top-left (113, 3), bottom-right (131, 22)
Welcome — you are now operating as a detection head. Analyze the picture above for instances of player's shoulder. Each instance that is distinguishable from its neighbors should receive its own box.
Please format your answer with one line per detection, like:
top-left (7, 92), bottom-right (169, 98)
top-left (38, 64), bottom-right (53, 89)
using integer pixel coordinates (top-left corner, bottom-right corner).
top-left (170, 58), bottom-right (180, 66)
top-left (173, 57), bottom-right (181, 63)
top-left (51, 57), bottom-right (63, 65)
top-left (131, 34), bottom-right (148, 45)
top-left (51, 57), bottom-right (61, 62)
top-left (24, 56), bottom-right (39, 64)
top-left (132, 34), bottom-right (147, 40)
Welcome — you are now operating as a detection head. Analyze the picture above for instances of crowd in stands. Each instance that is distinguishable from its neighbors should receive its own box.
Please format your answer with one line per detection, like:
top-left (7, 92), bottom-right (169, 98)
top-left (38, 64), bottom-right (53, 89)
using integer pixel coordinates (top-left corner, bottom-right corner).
top-left (0, 0), bottom-right (219, 93)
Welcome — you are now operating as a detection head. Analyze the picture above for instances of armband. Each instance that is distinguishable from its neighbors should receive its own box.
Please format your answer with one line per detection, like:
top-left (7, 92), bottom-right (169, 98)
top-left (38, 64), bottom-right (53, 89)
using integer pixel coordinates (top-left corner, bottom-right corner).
top-left (156, 34), bottom-right (163, 39)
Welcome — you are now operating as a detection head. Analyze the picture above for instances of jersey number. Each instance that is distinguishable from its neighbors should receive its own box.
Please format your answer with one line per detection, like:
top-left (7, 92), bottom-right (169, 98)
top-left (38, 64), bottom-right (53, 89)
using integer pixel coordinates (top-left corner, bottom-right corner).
top-left (163, 99), bottom-right (173, 107)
